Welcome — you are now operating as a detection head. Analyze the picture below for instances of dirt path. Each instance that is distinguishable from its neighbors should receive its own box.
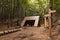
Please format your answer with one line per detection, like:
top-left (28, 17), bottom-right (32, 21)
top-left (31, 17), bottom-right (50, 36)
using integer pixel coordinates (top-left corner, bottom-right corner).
top-left (0, 27), bottom-right (50, 40)
top-left (0, 26), bottom-right (60, 40)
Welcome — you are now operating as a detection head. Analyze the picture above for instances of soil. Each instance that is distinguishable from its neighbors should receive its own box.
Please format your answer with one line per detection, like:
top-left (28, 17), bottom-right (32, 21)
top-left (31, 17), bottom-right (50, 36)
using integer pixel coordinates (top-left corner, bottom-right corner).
top-left (0, 20), bottom-right (60, 40)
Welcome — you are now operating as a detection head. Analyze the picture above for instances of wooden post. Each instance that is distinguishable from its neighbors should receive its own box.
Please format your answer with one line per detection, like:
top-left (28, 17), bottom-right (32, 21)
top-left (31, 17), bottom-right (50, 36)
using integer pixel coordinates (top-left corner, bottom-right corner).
top-left (48, 9), bottom-right (56, 37)
top-left (48, 15), bottom-right (52, 37)
top-left (44, 16), bottom-right (46, 28)
top-left (44, 9), bottom-right (56, 37)
top-left (44, 14), bottom-right (50, 28)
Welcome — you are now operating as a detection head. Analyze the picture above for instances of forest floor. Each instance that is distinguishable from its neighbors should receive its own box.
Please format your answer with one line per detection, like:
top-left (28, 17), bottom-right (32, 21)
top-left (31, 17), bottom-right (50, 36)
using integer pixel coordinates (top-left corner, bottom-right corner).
top-left (0, 20), bottom-right (60, 40)
top-left (0, 26), bottom-right (60, 40)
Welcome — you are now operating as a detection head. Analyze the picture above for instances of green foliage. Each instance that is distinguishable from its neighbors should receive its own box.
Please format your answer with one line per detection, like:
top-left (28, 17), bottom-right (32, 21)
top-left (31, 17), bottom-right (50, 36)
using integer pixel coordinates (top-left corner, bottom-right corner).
top-left (0, 0), bottom-right (50, 23)
top-left (23, 0), bottom-right (50, 24)
top-left (0, 0), bottom-right (20, 20)
top-left (53, 0), bottom-right (60, 12)
top-left (24, 0), bottom-right (49, 16)
top-left (53, 0), bottom-right (60, 20)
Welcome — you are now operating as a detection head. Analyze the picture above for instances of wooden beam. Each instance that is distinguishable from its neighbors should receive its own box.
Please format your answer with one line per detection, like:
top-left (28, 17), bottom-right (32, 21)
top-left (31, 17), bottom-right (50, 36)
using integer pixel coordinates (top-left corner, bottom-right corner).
top-left (48, 9), bottom-right (56, 37)
top-left (44, 14), bottom-right (50, 28)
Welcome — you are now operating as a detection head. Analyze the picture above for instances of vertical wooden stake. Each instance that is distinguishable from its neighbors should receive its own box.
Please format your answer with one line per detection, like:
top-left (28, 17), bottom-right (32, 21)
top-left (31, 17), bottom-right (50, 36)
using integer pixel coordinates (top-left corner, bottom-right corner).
top-left (48, 9), bottom-right (56, 37)
top-left (48, 15), bottom-right (52, 37)
top-left (44, 16), bottom-right (47, 28)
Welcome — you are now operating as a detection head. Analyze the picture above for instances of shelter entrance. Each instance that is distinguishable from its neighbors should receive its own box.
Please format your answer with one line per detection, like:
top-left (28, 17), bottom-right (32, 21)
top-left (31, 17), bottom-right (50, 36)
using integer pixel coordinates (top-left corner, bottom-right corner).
top-left (24, 20), bottom-right (35, 26)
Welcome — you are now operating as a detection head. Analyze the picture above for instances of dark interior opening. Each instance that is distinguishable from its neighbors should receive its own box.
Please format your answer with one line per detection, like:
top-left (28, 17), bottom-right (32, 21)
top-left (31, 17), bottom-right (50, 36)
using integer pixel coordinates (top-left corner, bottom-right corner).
top-left (24, 20), bottom-right (35, 26)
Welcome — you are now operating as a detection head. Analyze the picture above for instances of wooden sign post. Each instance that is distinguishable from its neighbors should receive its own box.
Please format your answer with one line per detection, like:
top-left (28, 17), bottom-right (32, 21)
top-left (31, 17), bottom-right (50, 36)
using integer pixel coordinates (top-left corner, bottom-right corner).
top-left (44, 9), bottom-right (56, 37)
top-left (48, 9), bottom-right (56, 37)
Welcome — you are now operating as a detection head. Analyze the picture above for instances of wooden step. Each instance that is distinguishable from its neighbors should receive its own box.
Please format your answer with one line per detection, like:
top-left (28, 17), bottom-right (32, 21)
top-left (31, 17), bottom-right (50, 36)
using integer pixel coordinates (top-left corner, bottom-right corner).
top-left (0, 28), bottom-right (21, 36)
top-left (0, 31), bottom-right (4, 35)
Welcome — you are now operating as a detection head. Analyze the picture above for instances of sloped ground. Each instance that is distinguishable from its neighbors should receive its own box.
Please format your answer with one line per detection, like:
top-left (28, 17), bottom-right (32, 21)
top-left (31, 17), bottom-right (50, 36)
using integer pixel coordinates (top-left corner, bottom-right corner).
top-left (0, 27), bottom-right (50, 40)
top-left (0, 26), bottom-right (60, 40)
top-left (0, 20), bottom-right (60, 40)
top-left (0, 25), bottom-right (20, 31)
